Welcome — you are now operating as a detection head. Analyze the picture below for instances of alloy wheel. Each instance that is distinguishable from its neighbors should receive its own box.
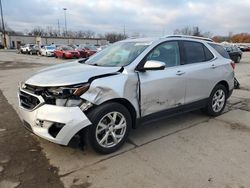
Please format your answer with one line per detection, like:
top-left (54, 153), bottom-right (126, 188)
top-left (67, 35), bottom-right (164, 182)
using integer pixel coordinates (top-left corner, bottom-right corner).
top-left (95, 112), bottom-right (127, 148)
top-left (212, 89), bottom-right (225, 112)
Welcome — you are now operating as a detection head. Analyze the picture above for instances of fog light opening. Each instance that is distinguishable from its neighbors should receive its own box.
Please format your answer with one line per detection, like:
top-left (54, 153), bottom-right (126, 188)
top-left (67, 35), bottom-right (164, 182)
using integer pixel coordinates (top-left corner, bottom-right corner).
top-left (48, 123), bottom-right (65, 138)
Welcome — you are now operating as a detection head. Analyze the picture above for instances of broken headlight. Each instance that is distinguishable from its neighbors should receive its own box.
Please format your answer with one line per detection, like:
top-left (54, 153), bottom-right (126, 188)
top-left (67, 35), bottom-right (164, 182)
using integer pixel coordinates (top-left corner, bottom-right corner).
top-left (47, 83), bottom-right (90, 98)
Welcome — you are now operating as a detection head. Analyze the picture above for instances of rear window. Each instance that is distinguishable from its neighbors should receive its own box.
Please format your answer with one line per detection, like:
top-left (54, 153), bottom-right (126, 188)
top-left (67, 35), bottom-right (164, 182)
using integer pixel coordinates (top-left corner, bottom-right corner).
top-left (209, 43), bottom-right (230, 59)
top-left (182, 41), bottom-right (214, 64)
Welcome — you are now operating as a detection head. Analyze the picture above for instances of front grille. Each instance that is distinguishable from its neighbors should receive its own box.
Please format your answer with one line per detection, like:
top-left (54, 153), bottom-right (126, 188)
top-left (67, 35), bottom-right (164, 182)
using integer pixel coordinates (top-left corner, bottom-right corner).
top-left (24, 84), bottom-right (44, 95)
top-left (19, 91), bottom-right (41, 110)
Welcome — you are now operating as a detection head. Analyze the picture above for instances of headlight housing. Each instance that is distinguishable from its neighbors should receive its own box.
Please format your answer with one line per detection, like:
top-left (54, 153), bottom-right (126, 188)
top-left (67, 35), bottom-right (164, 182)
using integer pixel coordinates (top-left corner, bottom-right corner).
top-left (47, 83), bottom-right (90, 98)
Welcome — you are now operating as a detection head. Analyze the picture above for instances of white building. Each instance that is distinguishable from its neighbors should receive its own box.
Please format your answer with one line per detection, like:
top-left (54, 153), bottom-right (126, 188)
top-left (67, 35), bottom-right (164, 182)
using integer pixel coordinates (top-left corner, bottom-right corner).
top-left (2, 34), bottom-right (108, 49)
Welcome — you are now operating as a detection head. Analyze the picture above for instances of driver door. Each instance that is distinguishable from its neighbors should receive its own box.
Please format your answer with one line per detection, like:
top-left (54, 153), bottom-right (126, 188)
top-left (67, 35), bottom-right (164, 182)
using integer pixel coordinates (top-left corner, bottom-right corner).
top-left (138, 41), bottom-right (187, 117)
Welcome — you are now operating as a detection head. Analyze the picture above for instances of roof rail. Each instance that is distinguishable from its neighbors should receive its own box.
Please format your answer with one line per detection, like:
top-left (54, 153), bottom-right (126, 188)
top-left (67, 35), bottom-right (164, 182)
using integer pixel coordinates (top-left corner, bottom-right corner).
top-left (164, 35), bottom-right (214, 42)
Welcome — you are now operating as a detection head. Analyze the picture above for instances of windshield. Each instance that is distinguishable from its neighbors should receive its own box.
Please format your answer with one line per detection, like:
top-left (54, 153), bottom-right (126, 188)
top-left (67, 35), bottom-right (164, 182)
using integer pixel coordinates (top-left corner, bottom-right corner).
top-left (62, 46), bottom-right (73, 51)
top-left (85, 42), bottom-right (148, 67)
top-left (86, 45), bottom-right (97, 51)
top-left (46, 46), bottom-right (55, 50)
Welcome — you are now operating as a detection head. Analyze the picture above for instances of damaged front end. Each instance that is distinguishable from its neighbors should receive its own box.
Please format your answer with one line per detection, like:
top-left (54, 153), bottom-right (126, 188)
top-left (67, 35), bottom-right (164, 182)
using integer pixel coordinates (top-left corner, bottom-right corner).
top-left (18, 82), bottom-right (93, 145)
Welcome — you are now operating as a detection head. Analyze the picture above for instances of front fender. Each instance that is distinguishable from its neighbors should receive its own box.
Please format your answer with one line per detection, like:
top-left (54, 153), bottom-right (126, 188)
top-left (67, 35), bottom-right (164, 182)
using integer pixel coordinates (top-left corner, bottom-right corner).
top-left (80, 73), bottom-right (140, 118)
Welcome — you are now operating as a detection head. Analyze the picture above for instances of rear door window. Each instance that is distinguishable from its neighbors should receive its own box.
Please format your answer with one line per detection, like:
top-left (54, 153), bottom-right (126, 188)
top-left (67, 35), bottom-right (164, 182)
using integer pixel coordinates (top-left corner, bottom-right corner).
top-left (182, 41), bottom-right (214, 64)
top-left (184, 41), bottom-right (205, 63)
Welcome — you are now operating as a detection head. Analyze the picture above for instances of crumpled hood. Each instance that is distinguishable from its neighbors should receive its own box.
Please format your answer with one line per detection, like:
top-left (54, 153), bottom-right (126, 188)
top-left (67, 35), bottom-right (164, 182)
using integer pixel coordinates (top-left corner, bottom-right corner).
top-left (25, 61), bottom-right (121, 87)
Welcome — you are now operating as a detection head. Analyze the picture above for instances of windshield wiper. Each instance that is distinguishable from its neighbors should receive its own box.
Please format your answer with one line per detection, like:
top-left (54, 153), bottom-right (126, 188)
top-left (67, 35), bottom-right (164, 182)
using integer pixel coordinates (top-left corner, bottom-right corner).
top-left (78, 57), bottom-right (89, 64)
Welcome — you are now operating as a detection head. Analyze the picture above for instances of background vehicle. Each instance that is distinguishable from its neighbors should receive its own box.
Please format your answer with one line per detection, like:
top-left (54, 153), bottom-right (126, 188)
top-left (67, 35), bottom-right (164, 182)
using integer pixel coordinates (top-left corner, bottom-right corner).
top-left (40, 46), bottom-right (56, 56)
top-left (20, 44), bottom-right (35, 54)
top-left (239, 45), bottom-right (250, 52)
top-left (96, 45), bottom-right (109, 52)
top-left (224, 45), bottom-right (242, 63)
top-left (29, 45), bottom-right (40, 55)
top-left (77, 44), bottom-right (97, 58)
top-left (0, 43), bottom-right (4, 49)
top-left (54, 45), bottom-right (80, 59)
top-left (18, 36), bottom-right (234, 154)
top-left (68, 44), bottom-right (78, 50)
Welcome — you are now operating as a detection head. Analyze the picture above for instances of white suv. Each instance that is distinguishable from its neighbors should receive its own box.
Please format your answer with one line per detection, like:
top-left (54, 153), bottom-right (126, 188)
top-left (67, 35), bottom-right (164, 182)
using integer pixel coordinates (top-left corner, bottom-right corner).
top-left (20, 44), bottom-right (35, 54)
top-left (18, 35), bottom-right (234, 154)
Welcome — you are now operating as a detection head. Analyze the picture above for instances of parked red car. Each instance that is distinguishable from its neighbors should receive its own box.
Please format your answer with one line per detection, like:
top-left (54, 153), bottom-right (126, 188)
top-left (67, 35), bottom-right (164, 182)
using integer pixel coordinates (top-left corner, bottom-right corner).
top-left (77, 44), bottom-right (97, 58)
top-left (54, 45), bottom-right (80, 59)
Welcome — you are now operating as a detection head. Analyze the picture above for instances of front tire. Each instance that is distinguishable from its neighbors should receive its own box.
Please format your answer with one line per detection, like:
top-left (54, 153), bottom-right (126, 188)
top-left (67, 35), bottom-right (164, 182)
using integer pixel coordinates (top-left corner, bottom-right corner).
top-left (85, 102), bottom-right (131, 154)
top-left (203, 84), bottom-right (227, 116)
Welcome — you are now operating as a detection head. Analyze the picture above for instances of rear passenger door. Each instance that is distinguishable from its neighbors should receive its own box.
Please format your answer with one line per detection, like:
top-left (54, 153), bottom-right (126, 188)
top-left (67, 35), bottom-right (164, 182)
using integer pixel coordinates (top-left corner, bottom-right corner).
top-left (180, 40), bottom-right (216, 104)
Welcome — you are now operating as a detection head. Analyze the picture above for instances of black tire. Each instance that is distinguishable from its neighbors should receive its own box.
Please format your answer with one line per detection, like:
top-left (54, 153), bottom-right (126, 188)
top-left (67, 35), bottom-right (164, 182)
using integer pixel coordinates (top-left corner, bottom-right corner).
top-left (236, 56), bottom-right (241, 63)
top-left (234, 77), bottom-right (240, 89)
top-left (62, 54), bottom-right (66, 59)
top-left (203, 84), bottom-right (227, 116)
top-left (85, 102), bottom-right (132, 154)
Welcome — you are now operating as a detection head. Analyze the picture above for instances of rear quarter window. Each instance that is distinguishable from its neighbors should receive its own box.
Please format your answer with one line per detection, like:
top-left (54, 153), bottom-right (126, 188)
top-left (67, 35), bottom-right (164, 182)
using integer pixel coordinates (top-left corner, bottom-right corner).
top-left (209, 43), bottom-right (230, 59)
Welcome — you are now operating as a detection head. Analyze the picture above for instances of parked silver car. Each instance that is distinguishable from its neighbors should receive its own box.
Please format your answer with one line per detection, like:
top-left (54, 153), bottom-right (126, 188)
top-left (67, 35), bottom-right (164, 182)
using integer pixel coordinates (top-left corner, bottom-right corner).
top-left (18, 35), bottom-right (234, 154)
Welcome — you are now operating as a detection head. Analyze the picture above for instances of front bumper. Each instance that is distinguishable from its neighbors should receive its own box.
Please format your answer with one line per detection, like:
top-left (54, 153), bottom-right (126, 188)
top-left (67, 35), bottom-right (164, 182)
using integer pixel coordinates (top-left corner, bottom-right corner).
top-left (18, 89), bottom-right (92, 145)
top-left (65, 53), bottom-right (80, 59)
top-left (46, 51), bottom-right (54, 56)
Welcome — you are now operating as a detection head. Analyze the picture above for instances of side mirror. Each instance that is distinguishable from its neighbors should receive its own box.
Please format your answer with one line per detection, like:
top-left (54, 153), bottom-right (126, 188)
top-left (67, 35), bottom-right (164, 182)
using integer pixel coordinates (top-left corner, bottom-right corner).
top-left (137, 60), bottom-right (165, 71)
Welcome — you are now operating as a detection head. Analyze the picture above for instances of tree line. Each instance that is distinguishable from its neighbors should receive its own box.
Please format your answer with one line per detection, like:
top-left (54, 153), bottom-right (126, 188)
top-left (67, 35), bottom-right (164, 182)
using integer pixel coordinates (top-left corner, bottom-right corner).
top-left (213, 33), bottom-right (250, 43)
top-left (1, 23), bottom-right (250, 44)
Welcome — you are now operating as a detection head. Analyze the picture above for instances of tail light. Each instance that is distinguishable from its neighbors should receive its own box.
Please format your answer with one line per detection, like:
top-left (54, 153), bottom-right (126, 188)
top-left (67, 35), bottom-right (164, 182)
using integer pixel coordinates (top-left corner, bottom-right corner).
top-left (230, 61), bottom-right (235, 69)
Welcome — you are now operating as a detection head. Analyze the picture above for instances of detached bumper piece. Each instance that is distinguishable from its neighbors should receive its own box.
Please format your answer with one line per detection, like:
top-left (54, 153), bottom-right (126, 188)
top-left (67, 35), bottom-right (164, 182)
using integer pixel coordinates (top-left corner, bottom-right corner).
top-left (18, 89), bottom-right (92, 145)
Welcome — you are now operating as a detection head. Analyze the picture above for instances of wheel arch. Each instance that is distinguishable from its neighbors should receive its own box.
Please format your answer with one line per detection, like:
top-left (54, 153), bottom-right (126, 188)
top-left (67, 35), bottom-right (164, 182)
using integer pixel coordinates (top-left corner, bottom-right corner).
top-left (100, 98), bottom-right (137, 129)
top-left (215, 80), bottom-right (229, 97)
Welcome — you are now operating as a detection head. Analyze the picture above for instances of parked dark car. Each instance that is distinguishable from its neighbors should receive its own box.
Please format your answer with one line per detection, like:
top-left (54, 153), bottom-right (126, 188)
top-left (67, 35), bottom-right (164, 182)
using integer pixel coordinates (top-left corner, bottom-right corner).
top-left (29, 45), bottom-right (40, 55)
top-left (239, 45), bottom-right (250, 52)
top-left (224, 46), bottom-right (242, 63)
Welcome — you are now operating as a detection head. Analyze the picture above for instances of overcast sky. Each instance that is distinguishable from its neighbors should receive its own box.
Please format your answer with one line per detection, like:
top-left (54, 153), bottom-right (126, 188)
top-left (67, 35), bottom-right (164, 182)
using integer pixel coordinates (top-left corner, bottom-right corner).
top-left (2, 0), bottom-right (250, 37)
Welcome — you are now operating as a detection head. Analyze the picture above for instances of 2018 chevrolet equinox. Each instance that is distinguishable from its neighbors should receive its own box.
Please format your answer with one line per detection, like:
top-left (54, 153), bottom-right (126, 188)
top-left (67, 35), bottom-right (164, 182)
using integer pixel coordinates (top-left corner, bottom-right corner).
top-left (18, 35), bottom-right (234, 154)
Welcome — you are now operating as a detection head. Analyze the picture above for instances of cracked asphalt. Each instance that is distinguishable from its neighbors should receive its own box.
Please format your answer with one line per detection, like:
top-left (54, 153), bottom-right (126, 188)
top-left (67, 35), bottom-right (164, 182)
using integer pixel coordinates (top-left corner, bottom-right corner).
top-left (1, 51), bottom-right (250, 188)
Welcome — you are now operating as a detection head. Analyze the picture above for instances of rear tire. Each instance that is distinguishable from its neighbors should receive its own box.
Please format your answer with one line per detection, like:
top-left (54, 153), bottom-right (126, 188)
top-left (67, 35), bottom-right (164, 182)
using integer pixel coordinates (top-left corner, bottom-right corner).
top-left (236, 56), bottom-right (241, 63)
top-left (202, 84), bottom-right (227, 116)
top-left (85, 102), bottom-right (131, 154)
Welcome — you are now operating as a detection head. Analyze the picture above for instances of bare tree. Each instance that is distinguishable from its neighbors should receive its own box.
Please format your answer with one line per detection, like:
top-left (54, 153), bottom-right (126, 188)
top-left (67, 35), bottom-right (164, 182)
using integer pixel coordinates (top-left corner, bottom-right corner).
top-left (30, 26), bottom-right (45, 36)
top-left (173, 26), bottom-right (211, 37)
top-left (105, 32), bottom-right (127, 43)
top-left (83, 30), bottom-right (95, 38)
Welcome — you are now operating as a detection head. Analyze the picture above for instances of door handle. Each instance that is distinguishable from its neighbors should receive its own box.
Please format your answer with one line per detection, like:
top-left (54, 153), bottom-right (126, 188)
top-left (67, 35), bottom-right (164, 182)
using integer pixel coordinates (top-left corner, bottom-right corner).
top-left (176, 70), bottom-right (185, 76)
top-left (211, 64), bottom-right (217, 69)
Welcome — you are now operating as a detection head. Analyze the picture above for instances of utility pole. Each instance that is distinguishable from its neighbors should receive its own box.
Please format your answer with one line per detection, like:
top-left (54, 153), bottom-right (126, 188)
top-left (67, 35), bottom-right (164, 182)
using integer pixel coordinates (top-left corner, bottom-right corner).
top-left (123, 24), bottom-right (126, 38)
top-left (57, 19), bottom-right (60, 36)
top-left (63, 8), bottom-right (67, 37)
top-left (0, 0), bottom-right (7, 48)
